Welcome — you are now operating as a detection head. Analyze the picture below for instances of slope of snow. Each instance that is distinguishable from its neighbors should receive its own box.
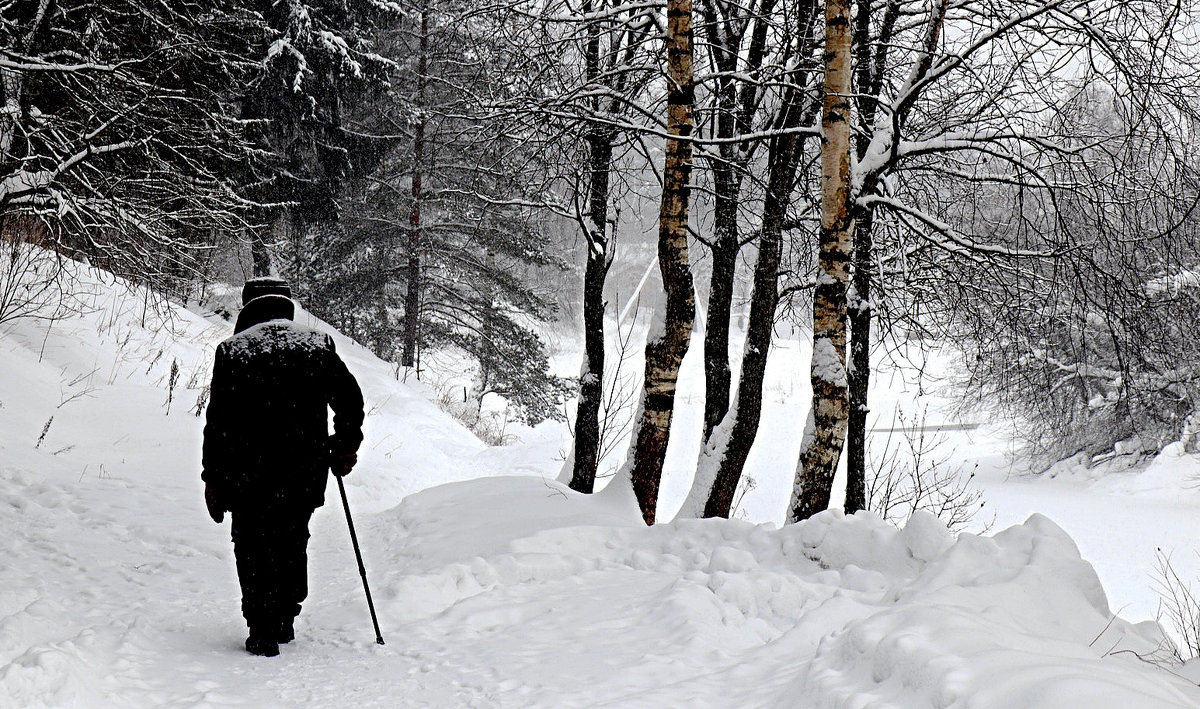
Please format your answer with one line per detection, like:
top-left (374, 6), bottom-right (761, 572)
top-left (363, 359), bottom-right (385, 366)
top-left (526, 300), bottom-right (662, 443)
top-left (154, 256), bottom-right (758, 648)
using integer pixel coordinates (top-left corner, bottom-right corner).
top-left (2, 263), bottom-right (1199, 706)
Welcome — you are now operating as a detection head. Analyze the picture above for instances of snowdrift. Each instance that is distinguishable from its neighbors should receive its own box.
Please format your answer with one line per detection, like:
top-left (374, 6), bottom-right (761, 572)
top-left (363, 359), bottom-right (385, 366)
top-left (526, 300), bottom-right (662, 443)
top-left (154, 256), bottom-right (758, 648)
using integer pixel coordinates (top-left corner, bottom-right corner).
top-left (0, 260), bottom-right (1197, 707)
top-left (355, 476), bottom-right (1197, 708)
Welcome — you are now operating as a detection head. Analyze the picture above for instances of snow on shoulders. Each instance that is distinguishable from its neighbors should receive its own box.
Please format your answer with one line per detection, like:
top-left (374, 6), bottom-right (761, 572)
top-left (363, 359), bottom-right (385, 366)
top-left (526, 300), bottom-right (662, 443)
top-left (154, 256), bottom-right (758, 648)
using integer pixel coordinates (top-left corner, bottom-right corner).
top-left (220, 320), bottom-right (334, 367)
top-left (227, 318), bottom-right (323, 348)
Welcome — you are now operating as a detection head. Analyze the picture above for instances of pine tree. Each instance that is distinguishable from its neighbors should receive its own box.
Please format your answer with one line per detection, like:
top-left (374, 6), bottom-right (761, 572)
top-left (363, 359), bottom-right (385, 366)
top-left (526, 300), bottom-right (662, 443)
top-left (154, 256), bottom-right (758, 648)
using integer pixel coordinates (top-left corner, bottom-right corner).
top-left (298, 0), bottom-right (572, 427)
top-left (238, 0), bottom-right (397, 275)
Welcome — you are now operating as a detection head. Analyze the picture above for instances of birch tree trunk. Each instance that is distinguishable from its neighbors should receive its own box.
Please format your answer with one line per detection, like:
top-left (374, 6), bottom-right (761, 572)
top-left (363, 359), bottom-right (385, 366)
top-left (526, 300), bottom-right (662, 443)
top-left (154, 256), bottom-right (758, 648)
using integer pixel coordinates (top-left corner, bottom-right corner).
top-left (791, 0), bottom-right (854, 522)
top-left (0, 68), bottom-right (23, 171)
top-left (0, 0), bottom-right (41, 163)
top-left (627, 0), bottom-right (696, 524)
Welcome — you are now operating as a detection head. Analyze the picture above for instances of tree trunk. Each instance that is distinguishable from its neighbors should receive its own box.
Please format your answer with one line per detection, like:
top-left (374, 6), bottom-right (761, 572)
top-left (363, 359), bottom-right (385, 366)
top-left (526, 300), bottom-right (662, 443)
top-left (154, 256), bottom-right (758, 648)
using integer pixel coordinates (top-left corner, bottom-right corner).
top-left (628, 0), bottom-right (696, 525)
top-left (570, 133), bottom-right (614, 493)
top-left (696, 1), bottom-right (741, 445)
top-left (845, 210), bottom-right (873, 514)
top-left (791, 0), bottom-right (854, 523)
top-left (402, 3), bottom-right (429, 368)
top-left (685, 0), bottom-right (820, 519)
top-left (250, 224), bottom-right (271, 277)
top-left (702, 220), bottom-right (737, 442)
top-left (568, 0), bottom-right (614, 494)
top-left (699, 203), bottom-right (782, 517)
top-left (0, 69), bottom-right (23, 165)
top-left (844, 0), bottom-right (933, 514)
top-left (695, 71), bottom-right (813, 519)
top-left (844, 0), bottom-right (880, 516)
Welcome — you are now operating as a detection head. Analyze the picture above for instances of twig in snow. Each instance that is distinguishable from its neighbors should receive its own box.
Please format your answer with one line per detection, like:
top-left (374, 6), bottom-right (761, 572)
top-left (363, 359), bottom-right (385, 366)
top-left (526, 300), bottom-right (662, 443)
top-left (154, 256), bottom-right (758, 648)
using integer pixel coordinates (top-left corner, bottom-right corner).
top-left (35, 416), bottom-right (53, 448)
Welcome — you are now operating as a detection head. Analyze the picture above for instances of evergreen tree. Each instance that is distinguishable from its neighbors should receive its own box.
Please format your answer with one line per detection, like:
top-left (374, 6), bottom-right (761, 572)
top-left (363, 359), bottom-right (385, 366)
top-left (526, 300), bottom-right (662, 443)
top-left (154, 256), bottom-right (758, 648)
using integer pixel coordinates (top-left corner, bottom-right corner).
top-left (295, 0), bottom-right (571, 427)
top-left (239, 0), bottom-right (397, 275)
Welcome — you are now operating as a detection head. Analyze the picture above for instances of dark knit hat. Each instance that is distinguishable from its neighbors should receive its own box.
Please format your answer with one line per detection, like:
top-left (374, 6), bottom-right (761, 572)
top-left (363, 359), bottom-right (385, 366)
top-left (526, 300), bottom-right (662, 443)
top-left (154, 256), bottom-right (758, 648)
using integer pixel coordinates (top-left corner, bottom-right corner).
top-left (241, 277), bottom-right (292, 306)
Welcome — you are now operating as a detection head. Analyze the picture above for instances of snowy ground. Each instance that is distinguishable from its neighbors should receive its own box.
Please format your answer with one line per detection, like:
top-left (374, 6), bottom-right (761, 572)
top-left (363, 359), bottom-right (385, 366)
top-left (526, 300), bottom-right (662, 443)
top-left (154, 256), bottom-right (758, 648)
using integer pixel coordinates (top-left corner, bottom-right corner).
top-left (3, 264), bottom-right (1200, 707)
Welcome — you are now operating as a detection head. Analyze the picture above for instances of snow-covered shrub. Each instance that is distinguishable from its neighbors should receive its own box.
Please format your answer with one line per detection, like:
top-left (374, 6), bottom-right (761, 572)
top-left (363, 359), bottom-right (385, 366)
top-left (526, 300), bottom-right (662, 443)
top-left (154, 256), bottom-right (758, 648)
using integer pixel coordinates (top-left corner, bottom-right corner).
top-left (436, 386), bottom-right (514, 447)
top-left (1182, 413), bottom-right (1200, 454)
top-left (956, 273), bottom-right (1200, 468)
top-left (897, 86), bottom-right (1200, 466)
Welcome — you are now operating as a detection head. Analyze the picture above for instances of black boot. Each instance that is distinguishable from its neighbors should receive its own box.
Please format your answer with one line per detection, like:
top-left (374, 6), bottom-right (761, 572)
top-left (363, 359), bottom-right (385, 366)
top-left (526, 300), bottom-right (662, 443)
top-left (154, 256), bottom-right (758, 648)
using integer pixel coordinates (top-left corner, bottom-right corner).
top-left (276, 618), bottom-right (295, 645)
top-left (246, 633), bottom-right (280, 657)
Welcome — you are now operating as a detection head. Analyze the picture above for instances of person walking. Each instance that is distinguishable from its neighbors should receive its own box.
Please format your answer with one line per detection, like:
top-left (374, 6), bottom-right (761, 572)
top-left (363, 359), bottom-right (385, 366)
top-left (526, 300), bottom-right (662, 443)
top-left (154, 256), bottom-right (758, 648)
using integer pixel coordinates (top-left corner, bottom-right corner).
top-left (202, 277), bottom-right (365, 657)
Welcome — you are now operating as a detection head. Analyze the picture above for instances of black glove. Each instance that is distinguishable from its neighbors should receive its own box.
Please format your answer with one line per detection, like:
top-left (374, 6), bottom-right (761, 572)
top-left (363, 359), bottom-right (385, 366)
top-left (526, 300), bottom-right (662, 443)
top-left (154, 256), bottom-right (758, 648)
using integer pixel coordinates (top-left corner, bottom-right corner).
top-left (204, 483), bottom-right (225, 523)
top-left (332, 452), bottom-right (357, 478)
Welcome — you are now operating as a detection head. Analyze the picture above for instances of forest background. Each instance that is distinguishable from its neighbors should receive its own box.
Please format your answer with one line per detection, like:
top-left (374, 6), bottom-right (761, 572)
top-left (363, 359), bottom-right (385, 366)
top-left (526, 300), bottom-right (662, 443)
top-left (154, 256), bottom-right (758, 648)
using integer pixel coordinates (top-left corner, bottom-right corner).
top-left (5, 0), bottom-right (1200, 529)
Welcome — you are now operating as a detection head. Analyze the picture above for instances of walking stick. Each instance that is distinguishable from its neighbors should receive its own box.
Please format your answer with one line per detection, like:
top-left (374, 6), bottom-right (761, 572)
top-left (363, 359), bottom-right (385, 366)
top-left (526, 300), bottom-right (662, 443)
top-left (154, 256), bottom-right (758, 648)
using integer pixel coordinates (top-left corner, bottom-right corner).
top-left (336, 474), bottom-right (385, 645)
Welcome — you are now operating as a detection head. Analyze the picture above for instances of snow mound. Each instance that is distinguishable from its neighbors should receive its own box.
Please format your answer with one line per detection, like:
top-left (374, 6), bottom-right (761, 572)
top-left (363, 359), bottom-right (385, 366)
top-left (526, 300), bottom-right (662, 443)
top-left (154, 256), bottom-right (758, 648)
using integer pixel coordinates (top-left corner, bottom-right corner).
top-left (332, 476), bottom-right (1194, 708)
top-left (1100, 444), bottom-right (1200, 499)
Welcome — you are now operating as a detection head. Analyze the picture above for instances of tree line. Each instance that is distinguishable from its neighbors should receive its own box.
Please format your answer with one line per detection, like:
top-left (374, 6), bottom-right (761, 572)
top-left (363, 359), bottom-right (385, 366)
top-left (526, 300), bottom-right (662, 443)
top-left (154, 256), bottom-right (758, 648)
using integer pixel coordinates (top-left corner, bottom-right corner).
top-left (502, 0), bottom-right (1200, 524)
top-left (5, 0), bottom-right (1200, 524)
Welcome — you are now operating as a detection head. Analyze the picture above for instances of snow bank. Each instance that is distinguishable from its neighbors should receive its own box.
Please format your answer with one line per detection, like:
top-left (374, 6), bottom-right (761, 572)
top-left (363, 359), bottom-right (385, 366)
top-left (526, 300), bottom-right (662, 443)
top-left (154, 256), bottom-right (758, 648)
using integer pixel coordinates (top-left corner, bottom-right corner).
top-left (340, 476), bottom-right (1196, 708)
top-left (0, 257), bottom-right (491, 511)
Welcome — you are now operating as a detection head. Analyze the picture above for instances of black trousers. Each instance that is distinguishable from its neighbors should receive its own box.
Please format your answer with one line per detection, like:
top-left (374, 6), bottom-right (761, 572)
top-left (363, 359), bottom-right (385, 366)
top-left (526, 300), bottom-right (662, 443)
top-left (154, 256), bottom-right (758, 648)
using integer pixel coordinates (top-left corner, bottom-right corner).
top-left (230, 505), bottom-right (315, 633)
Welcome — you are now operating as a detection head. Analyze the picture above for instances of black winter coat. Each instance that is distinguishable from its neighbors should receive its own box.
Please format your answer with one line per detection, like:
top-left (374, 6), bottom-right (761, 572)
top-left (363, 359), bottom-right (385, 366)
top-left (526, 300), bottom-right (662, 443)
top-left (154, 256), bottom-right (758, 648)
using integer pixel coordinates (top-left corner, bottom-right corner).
top-left (202, 296), bottom-right (364, 511)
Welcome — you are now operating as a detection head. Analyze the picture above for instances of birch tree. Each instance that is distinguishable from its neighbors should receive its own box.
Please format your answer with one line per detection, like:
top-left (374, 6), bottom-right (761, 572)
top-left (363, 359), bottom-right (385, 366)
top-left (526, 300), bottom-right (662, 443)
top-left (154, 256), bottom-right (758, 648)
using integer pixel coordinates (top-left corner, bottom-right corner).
top-left (790, 0), bottom-right (854, 522)
top-left (625, 0), bottom-right (697, 524)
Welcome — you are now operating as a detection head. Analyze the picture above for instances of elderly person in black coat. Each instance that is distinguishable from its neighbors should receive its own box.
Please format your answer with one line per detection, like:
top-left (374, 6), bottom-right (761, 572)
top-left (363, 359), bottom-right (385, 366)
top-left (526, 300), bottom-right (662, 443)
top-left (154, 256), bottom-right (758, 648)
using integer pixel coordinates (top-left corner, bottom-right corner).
top-left (202, 277), bottom-right (365, 657)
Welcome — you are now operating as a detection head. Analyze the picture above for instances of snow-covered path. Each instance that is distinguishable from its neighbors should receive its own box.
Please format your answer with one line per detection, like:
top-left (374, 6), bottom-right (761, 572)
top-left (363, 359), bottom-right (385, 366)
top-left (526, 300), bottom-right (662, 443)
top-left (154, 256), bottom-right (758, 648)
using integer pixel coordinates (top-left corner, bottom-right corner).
top-left (7, 448), bottom-right (1200, 708)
